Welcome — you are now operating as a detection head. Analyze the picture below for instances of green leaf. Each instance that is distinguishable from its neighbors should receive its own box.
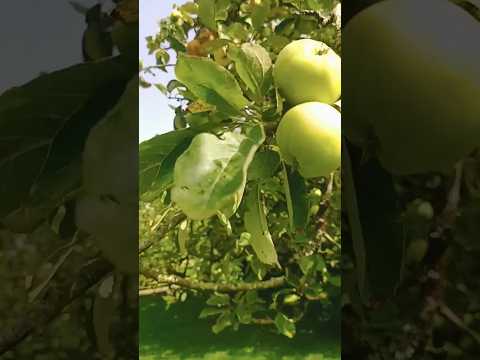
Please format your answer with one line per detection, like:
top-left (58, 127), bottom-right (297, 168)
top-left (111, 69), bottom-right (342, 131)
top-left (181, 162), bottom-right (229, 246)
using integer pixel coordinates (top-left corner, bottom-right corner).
top-left (274, 313), bottom-right (296, 338)
top-left (199, 307), bottom-right (226, 319)
top-left (139, 129), bottom-right (195, 199)
top-left (171, 125), bottom-right (265, 220)
top-left (198, 0), bottom-right (217, 30)
top-left (206, 293), bottom-right (230, 306)
top-left (179, 2), bottom-right (198, 15)
top-left (224, 23), bottom-right (250, 42)
top-left (0, 56), bottom-right (131, 218)
top-left (268, 34), bottom-right (290, 53)
top-left (201, 39), bottom-right (231, 53)
top-left (235, 303), bottom-right (253, 324)
top-left (274, 17), bottom-right (296, 36)
top-left (215, 0), bottom-right (231, 21)
top-left (244, 183), bottom-right (280, 267)
top-left (247, 149), bottom-right (281, 181)
top-left (229, 43), bottom-right (272, 101)
top-left (298, 255), bottom-right (317, 275)
top-left (283, 166), bottom-right (310, 233)
top-left (212, 311), bottom-right (234, 334)
top-left (155, 48), bottom-right (170, 66)
top-left (306, 0), bottom-right (336, 12)
top-left (1, 161), bottom-right (81, 233)
top-left (251, 0), bottom-right (271, 31)
top-left (346, 142), bottom-right (404, 300)
top-left (175, 54), bottom-right (250, 115)
top-left (328, 275), bottom-right (341, 287)
top-left (167, 79), bottom-right (185, 93)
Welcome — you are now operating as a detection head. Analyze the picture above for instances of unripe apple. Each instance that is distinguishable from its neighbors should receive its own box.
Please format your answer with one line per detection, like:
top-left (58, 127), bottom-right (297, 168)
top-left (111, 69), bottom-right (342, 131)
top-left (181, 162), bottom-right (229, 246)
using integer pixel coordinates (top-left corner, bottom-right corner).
top-left (416, 201), bottom-right (434, 220)
top-left (406, 238), bottom-right (429, 264)
top-left (276, 102), bottom-right (341, 178)
top-left (343, 0), bottom-right (480, 174)
top-left (273, 39), bottom-right (341, 106)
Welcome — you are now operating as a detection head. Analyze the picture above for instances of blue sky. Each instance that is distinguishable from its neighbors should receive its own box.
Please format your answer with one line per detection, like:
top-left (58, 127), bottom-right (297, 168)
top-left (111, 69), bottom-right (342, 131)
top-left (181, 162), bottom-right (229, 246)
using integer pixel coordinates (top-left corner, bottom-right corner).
top-left (140, 0), bottom-right (189, 142)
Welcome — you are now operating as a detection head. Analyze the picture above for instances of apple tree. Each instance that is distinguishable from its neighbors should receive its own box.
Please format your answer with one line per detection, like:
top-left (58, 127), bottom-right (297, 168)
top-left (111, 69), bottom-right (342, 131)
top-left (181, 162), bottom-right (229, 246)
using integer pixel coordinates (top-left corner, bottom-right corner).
top-left (139, 0), bottom-right (342, 338)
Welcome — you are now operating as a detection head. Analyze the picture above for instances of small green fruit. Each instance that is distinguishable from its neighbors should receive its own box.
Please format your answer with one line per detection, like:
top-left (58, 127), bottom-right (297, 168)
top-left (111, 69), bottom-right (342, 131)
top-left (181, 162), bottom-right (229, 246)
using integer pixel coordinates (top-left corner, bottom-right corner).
top-left (406, 238), bottom-right (429, 264)
top-left (416, 201), bottom-right (434, 220)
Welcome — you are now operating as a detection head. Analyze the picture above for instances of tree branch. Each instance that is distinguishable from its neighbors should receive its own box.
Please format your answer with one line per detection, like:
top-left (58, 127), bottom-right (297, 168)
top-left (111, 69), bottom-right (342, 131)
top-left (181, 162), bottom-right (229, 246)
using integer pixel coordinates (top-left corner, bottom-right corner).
top-left (252, 317), bottom-right (275, 325)
top-left (141, 268), bottom-right (285, 292)
top-left (139, 286), bottom-right (170, 297)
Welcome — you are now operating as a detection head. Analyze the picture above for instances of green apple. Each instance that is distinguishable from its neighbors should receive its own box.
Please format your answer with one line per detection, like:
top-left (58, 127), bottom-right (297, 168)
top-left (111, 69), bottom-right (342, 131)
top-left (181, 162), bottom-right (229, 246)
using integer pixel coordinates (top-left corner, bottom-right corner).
top-left (405, 238), bottom-right (429, 264)
top-left (273, 39), bottom-right (341, 106)
top-left (343, 0), bottom-right (480, 175)
top-left (276, 102), bottom-right (341, 178)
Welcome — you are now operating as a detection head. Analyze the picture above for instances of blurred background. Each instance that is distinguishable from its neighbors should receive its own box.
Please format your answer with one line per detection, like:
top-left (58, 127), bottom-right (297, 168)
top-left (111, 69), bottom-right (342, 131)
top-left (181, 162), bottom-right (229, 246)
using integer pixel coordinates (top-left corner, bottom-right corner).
top-left (140, 0), bottom-right (189, 142)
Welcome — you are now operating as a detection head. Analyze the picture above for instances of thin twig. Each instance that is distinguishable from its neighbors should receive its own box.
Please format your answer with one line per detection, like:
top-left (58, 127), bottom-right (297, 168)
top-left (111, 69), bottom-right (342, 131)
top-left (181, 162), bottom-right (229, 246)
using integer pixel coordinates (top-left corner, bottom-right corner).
top-left (437, 299), bottom-right (480, 345)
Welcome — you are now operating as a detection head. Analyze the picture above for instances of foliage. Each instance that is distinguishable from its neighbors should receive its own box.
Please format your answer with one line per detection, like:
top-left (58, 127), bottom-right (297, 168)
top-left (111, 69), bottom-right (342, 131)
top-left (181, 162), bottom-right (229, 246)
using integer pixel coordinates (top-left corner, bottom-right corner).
top-left (139, 0), bottom-right (342, 342)
top-left (0, 0), bottom-right (138, 358)
top-left (140, 296), bottom-right (340, 359)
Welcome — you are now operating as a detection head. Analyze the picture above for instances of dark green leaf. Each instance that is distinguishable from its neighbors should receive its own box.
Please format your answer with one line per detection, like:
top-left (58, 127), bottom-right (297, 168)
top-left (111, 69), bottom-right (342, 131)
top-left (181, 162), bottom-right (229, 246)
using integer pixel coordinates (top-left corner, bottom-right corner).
top-left (247, 149), bottom-right (281, 181)
top-left (0, 56), bottom-right (131, 218)
top-left (283, 166), bottom-right (310, 232)
top-left (139, 129), bottom-right (195, 199)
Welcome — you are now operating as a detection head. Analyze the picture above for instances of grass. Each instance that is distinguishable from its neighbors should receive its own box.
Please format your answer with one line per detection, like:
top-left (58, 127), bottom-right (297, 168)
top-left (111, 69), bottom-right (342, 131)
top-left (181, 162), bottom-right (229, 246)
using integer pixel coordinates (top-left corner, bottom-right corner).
top-left (140, 295), bottom-right (340, 360)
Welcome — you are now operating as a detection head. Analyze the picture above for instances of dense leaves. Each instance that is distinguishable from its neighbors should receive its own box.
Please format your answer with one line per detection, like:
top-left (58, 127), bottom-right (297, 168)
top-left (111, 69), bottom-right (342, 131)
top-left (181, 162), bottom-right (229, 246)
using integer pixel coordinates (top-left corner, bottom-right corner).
top-left (139, 0), bottom-right (342, 344)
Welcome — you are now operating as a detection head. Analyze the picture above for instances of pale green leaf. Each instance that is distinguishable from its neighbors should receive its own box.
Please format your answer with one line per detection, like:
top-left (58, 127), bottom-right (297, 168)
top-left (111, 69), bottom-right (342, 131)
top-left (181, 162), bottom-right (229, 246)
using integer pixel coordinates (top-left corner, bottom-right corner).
top-left (251, 0), bottom-right (271, 31)
top-left (171, 125), bottom-right (265, 220)
top-left (229, 43), bottom-right (272, 101)
top-left (274, 313), bottom-right (296, 338)
top-left (244, 183), bottom-right (280, 267)
top-left (198, 0), bottom-right (216, 29)
top-left (175, 54), bottom-right (250, 115)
